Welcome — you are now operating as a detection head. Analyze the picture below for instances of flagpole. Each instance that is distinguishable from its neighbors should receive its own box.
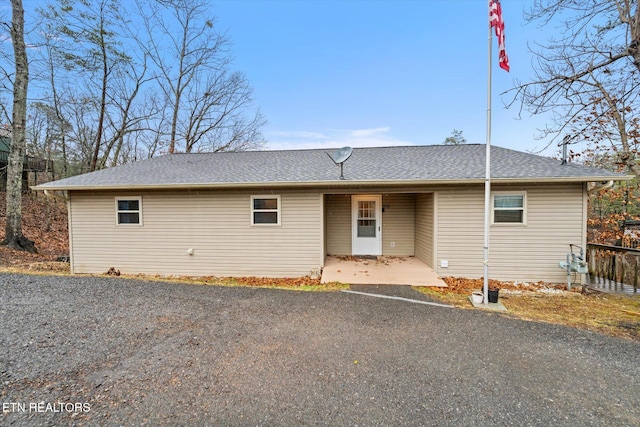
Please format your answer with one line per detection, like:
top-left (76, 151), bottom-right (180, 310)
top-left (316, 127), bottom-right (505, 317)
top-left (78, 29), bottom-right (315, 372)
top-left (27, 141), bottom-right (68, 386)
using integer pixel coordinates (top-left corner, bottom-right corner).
top-left (484, 1), bottom-right (492, 305)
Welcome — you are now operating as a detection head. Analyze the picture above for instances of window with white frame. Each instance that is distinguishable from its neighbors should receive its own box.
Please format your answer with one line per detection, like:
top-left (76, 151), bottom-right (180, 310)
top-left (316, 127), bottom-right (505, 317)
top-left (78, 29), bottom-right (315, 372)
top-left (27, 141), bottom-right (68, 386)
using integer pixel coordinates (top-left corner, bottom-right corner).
top-left (116, 197), bottom-right (142, 225)
top-left (251, 195), bottom-right (280, 225)
top-left (492, 193), bottom-right (526, 224)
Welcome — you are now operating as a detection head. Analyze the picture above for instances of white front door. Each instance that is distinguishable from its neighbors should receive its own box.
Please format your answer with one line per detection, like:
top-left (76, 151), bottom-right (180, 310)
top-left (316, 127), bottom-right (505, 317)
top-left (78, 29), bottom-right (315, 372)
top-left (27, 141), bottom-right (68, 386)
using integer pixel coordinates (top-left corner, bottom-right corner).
top-left (352, 195), bottom-right (382, 256)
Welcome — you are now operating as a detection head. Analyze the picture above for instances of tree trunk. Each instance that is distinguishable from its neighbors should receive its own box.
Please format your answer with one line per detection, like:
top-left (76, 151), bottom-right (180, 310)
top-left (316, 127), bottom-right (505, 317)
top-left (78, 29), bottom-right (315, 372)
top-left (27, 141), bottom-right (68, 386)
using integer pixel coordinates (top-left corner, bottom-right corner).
top-left (4, 0), bottom-right (36, 253)
top-left (629, 5), bottom-right (640, 72)
top-left (89, 20), bottom-right (109, 172)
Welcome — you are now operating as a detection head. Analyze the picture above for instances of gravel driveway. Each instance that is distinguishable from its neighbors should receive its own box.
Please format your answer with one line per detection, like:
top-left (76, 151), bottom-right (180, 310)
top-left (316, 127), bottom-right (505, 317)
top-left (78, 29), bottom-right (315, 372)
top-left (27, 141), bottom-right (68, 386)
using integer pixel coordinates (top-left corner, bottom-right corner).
top-left (1, 274), bottom-right (639, 426)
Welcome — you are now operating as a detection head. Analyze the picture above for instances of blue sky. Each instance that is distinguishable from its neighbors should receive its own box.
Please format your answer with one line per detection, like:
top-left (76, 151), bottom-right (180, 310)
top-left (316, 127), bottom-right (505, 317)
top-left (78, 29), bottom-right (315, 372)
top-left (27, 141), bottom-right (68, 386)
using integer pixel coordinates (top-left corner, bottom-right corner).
top-left (212, 0), bottom-right (555, 154)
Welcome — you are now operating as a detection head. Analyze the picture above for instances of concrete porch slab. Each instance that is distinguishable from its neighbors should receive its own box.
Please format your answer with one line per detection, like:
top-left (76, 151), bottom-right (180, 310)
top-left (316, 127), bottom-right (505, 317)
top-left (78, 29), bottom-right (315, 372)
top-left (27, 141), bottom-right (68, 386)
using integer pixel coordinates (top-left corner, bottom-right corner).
top-left (321, 256), bottom-right (447, 287)
top-left (468, 295), bottom-right (508, 311)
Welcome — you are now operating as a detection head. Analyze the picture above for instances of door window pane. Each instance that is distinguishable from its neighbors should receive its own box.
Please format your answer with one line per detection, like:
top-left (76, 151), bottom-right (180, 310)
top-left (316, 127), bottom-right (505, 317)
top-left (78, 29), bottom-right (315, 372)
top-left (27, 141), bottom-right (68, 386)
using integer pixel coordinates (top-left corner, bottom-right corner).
top-left (358, 220), bottom-right (376, 237)
top-left (357, 200), bottom-right (376, 237)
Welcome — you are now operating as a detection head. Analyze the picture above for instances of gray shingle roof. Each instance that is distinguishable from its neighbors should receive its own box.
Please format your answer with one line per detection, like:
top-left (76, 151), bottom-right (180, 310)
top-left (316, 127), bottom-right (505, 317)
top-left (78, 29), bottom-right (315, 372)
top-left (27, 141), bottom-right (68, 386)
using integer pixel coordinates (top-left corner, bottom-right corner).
top-left (34, 144), bottom-right (627, 190)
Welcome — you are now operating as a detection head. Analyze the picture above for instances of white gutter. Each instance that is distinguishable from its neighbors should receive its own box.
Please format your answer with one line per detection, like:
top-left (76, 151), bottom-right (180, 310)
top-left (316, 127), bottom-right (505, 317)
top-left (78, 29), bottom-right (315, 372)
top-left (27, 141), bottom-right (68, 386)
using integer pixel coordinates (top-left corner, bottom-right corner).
top-left (587, 180), bottom-right (614, 195)
top-left (31, 175), bottom-right (634, 192)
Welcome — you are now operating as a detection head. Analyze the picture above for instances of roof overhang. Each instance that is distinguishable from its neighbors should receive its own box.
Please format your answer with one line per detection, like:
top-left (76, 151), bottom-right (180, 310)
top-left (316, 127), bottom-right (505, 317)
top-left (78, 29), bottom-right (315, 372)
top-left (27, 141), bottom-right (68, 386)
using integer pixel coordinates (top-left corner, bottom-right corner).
top-left (32, 175), bottom-right (633, 192)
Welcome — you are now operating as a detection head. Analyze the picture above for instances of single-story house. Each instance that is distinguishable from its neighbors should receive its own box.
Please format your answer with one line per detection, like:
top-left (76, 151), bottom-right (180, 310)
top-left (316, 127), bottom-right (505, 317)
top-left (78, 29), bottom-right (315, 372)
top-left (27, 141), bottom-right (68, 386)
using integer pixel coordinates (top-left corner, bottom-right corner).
top-left (33, 144), bottom-right (628, 283)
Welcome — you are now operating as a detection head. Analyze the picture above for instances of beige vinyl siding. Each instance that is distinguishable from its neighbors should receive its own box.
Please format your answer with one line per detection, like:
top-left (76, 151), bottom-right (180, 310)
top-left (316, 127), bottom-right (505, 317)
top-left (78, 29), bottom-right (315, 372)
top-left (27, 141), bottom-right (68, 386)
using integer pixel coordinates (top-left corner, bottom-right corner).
top-left (381, 193), bottom-right (415, 256)
top-left (68, 190), bottom-right (323, 277)
top-left (489, 184), bottom-right (585, 282)
top-left (436, 187), bottom-right (485, 278)
top-left (325, 193), bottom-right (416, 256)
top-left (67, 183), bottom-right (587, 282)
top-left (435, 183), bottom-right (586, 283)
top-left (415, 193), bottom-right (434, 267)
top-left (325, 194), bottom-right (351, 255)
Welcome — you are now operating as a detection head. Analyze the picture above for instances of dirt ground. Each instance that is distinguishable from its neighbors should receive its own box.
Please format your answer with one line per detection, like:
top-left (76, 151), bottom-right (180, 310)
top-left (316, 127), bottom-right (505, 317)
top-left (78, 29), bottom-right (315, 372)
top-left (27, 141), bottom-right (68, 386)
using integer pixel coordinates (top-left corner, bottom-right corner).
top-left (0, 192), bottom-right (69, 265)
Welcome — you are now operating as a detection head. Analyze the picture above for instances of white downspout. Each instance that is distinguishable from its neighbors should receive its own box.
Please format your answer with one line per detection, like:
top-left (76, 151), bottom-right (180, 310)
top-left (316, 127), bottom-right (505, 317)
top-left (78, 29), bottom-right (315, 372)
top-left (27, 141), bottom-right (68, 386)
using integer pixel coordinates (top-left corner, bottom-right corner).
top-left (587, 181), bottom-right (614, 195)
top-left (43, 189), bottom-right (69, 201)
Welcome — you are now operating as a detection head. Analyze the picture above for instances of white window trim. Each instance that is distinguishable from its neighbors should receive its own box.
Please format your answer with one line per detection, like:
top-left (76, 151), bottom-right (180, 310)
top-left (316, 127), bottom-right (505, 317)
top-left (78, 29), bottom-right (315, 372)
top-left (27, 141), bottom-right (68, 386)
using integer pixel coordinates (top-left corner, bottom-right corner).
top-left (491, 191), bottom-right (527, 225)
top-left (250, 195), bottom-right (281, 226)
top-left (115, 196), bottom-right (143, 226)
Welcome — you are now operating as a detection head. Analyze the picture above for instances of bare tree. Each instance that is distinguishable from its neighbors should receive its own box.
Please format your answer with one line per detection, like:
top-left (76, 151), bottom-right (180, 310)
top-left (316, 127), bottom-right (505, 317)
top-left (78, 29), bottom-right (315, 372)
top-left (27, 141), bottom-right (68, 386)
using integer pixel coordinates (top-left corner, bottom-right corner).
top-left (28, 101), bottom-right (72, 177)
top-left (136, 93), bottom-right (171, 158)
top-left (39, 36), bottom-right (72, 176)
top-left (39, 0), bottom-right (132, 171)
top-left (2, 0), bottom-right (36, 252)
top-left (139, 0), bottom-right (264, 154)
top-left (22, 0), bottom-right (263, 180)
top-left (507, 0), bottom-right (640, 177)
top-left (99, 56), bottom-right (157, 168)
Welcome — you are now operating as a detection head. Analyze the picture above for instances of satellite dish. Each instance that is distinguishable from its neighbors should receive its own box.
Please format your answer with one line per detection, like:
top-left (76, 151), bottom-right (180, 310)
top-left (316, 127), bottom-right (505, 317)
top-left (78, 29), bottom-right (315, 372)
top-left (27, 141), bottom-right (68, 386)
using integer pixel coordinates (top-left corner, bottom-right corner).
top-left (326, 147), bottom-right (353, 180)
top-left (328, 147), bottom-right (353, 165)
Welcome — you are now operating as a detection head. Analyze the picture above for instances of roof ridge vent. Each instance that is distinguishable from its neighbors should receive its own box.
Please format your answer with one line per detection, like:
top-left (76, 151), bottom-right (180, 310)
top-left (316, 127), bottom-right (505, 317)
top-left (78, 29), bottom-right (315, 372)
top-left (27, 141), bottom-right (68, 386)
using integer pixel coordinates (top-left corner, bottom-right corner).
top-left (558, 134), bottom-right (574, 165)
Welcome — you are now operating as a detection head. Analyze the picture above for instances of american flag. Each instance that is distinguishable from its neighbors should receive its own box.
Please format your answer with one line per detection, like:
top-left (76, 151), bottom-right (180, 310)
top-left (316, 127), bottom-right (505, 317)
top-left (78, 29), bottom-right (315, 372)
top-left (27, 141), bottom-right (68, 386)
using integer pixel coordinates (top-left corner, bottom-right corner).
top-left (489, 0), bottom-right (510, 72)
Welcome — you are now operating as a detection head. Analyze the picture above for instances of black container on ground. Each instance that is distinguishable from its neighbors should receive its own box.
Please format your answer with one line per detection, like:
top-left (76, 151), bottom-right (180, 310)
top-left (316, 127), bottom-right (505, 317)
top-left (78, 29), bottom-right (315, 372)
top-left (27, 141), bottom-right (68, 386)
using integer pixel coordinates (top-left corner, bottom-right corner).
top-left (488, 289), bottom-right (499, 303)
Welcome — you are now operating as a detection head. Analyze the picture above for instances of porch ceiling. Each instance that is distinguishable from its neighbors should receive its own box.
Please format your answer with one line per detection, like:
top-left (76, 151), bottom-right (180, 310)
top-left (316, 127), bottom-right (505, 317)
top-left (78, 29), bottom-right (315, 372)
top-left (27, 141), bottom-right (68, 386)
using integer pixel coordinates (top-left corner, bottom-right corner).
top-left (321, 256), bottom-right (446, 287)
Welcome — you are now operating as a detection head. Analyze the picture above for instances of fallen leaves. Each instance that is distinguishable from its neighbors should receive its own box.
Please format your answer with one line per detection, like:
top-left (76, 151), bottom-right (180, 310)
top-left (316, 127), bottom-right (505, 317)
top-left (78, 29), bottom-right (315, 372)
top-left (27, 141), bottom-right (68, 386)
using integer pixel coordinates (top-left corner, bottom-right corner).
top-left (127, 273), bottom-right (348, 291)
top-left (436, 277), bottom-right (573, 295)
top-left (0, 191), bottom-right (69, 267)
top-left (227, 276), bottom-right (321, 287)
top-left (105, 267), bottom-right (121, 276)
top-left (27, 261), bottom-right (70, 273)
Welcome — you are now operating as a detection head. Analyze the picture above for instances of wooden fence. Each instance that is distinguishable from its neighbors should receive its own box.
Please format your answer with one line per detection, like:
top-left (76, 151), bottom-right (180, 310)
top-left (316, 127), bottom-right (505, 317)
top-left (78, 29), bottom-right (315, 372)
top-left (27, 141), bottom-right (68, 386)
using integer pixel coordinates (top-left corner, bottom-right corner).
top-left (587, 243), bottom-right (640, 289)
